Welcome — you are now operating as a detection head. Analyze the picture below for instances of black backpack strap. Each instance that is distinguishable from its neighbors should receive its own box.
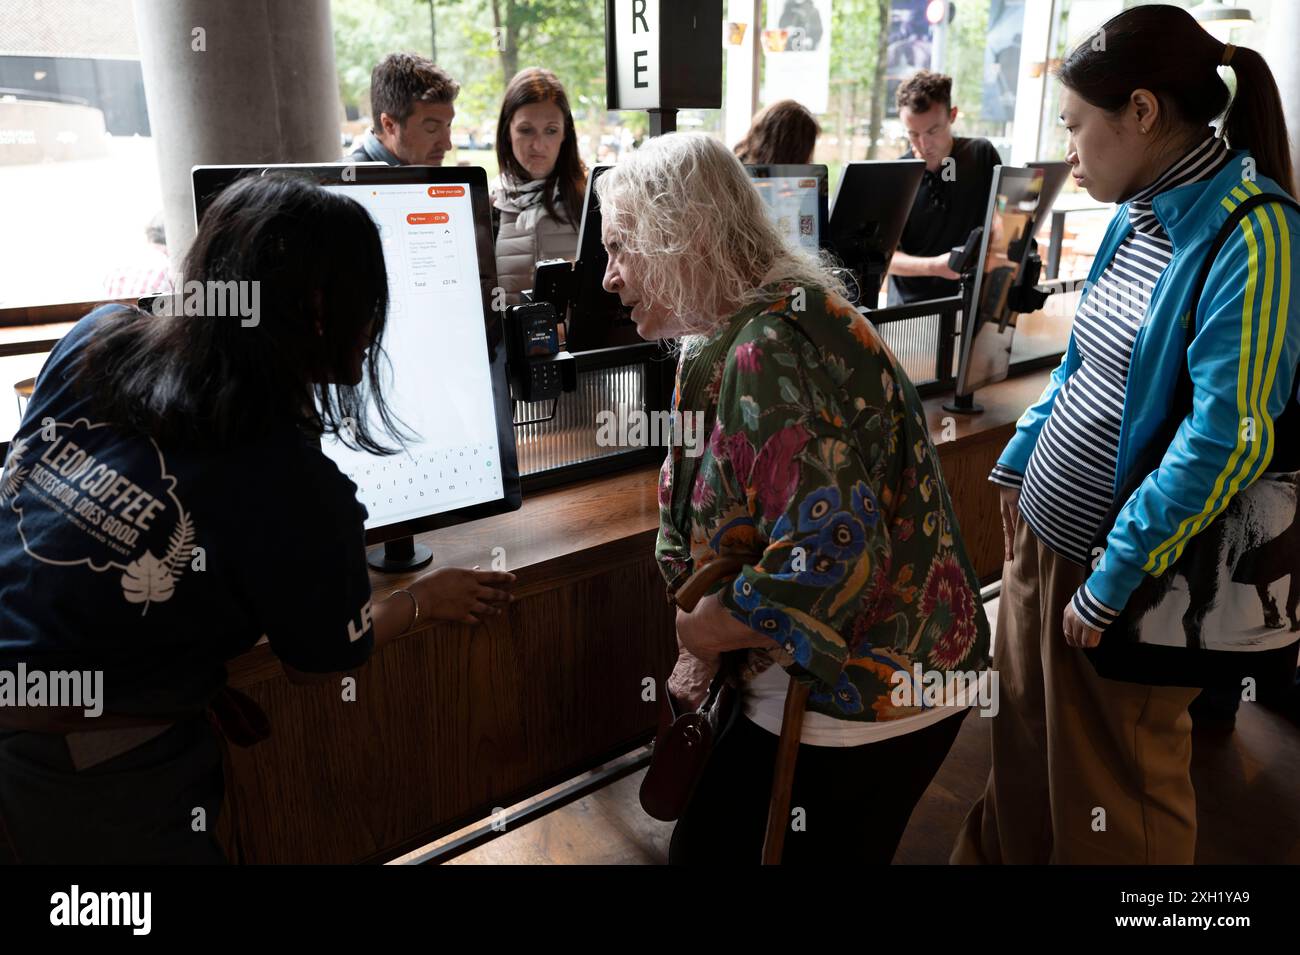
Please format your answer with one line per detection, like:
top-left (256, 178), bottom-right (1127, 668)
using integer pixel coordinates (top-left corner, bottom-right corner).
top-left (1186, 191), bottom-right (1300, 342)
top-left (1170, 191), bottom-right (1300, 424)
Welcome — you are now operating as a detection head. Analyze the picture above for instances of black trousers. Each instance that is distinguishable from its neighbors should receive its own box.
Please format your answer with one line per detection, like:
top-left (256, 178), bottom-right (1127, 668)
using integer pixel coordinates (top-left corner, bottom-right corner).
top-left (670, 709), bottom-right (968, 865)
top-left (0, 716), bottom-right (226, 864)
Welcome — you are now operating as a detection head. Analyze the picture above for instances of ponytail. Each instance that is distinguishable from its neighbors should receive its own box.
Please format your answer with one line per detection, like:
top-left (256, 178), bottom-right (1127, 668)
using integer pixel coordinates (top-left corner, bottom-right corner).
top-left (1221, 45), bottom-right (1296, 197)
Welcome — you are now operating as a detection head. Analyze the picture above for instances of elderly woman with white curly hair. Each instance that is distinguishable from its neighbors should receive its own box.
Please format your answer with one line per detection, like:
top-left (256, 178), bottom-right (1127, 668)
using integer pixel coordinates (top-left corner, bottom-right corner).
top-left (597, 132), bottom-right (991, 864)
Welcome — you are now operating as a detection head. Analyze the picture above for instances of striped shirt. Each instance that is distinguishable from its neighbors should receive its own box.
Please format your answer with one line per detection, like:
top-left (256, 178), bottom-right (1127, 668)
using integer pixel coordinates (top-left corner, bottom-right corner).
top-left (990, 134), bottom-right (1232, 629)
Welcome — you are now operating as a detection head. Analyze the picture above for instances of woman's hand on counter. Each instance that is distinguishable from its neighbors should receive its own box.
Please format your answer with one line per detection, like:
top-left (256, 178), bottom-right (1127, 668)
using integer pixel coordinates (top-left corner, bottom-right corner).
top-left (417, 567), bottom-right (516, 626)
top-left (372, 567), bottom-right (516, 647)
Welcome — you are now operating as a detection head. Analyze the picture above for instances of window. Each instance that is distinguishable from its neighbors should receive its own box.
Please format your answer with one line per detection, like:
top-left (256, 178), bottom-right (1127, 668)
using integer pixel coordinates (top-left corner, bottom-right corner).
top-left (808, 0), bottom-right (1023, 186)
top-left (0, 0), bottom-right (163, 312)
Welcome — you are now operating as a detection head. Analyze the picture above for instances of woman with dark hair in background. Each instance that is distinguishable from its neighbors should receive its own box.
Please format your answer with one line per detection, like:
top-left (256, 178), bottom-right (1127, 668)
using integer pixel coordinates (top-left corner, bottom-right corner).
top-left (492, 67), bottom-right (588, 305)
top-left (953, 4), bottom-right (1300, 864)
top-left (0, 174), bottom-right (513, 863)
top-left (733, 99), bottom-right (821, 166)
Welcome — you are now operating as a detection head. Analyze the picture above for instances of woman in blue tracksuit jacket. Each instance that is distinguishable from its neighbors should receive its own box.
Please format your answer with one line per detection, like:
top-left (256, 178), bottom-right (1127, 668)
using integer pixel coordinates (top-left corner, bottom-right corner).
top-left (954, 5), bottom-right (1300, 864)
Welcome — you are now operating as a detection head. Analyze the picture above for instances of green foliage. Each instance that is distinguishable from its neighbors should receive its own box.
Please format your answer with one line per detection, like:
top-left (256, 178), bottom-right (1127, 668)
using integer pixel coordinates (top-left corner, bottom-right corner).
top-left (332, 0), bottom-right (432, 113)
top-left (950, 0), bottom-right (990, 125)
top-left (332, 0), bottom-right (610, 137)
top-left (830, 0), bottom-right (885, 83)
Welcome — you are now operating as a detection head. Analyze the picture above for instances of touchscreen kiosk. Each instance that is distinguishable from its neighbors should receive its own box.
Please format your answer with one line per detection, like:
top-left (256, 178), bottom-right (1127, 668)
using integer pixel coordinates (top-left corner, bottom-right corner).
top-left (744, 164), bottom-right (829, 255)
top-left (192, 163), bottom-right (522, 569)
top-left (826, 159), bottom-right (925, 306)
top-left (946, 165), bottom-right (1046, 413)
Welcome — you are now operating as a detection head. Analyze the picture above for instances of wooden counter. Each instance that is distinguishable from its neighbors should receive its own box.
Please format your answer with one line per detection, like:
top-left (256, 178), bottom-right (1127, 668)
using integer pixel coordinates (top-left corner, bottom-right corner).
top-left (217, 369), bottom-right (1052, 863)
top-left (922, 371), bottom-right (1053, 584)
top-left (218, 466), bottom-right (675, 864)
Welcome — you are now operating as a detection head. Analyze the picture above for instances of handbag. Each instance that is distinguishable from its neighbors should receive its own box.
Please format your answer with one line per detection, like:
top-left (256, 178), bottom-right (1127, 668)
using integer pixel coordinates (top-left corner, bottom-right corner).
top-left (1085, 191), bottom-right (1300, 692)
top-left (639, 311), bottom-right (754, 825)
top-left (638, 553), bottom-right (748, 824)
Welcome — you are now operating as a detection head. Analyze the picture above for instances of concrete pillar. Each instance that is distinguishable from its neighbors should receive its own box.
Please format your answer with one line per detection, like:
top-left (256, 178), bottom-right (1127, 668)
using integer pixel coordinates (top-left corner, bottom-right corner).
top-left (133, 0), bottom-right (342, 260)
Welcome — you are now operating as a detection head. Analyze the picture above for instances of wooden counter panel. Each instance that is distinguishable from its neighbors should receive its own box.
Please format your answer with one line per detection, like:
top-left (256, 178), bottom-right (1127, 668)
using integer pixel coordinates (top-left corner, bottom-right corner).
top-left (921, 371), bottom-right (1050, 445)
top-left (934, 437), bottom-right (1011, 584)
top-left (923, 372), bottom-right (1050, 583)
top-left (219, 554), bottom-right (675, 864)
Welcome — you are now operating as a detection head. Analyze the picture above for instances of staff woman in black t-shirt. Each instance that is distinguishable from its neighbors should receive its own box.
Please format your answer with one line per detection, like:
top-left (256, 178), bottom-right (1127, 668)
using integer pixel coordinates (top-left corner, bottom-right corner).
top-left (0, 174), bottom-right (513, 863)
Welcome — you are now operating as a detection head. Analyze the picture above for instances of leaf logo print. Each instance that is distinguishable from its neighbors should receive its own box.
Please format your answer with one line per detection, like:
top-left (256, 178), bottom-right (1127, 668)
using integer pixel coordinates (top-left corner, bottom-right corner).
top-left (121, 550), bottom-right (175, 614)
top-left (0, 436), bottom-right (30, 504)
top-left (117, 511), bottom-right (196, 613)
top-left (162, 509), bottom-right (195, 585)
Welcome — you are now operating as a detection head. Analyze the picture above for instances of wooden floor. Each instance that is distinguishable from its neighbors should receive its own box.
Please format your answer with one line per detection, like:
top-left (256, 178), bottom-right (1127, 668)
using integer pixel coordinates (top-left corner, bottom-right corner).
top-left (394, 691), bottom-right (1300, 865)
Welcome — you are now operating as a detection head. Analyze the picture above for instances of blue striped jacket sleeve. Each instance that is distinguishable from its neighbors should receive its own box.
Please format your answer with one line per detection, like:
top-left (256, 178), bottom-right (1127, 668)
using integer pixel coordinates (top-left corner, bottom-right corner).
top-left (1081, 186), bottom-right (1300, 622)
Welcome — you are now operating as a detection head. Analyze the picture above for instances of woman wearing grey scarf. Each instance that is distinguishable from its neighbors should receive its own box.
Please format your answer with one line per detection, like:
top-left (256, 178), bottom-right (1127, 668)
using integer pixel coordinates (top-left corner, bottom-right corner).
top-left (490, 69), bottom-right (587, 306)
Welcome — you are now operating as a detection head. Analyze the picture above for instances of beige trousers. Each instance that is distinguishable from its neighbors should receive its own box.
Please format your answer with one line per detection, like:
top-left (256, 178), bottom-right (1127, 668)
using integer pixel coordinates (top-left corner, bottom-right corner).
top-left (951, 516), bottom-right (1201, 864)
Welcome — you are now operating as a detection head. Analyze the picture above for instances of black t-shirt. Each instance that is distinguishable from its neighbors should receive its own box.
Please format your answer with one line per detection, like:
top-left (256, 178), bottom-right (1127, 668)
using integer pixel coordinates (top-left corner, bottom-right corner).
top-left (889, 136), bottom-right (1001, 305)
top-left (0, 306), bottom-right (374, 717)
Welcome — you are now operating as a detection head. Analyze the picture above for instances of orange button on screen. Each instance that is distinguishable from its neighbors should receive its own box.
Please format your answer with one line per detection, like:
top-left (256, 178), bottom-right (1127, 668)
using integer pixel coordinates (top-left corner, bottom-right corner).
top-left (427, 186), bottom-right (465, 198)
top-left (406, 212), bottom-right (450, 224)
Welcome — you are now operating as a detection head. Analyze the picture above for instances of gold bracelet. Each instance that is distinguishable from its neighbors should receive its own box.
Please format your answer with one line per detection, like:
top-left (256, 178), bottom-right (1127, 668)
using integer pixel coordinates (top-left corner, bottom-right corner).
top-left (391, 587), bottom-right (420, 632)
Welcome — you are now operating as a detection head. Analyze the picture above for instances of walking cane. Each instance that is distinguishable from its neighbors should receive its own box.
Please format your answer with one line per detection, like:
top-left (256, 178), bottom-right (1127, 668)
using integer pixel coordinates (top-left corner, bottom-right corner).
top-left (672, 551), bottom-right (811, 866)
top-left (762, 676), bottom-right (810, 864)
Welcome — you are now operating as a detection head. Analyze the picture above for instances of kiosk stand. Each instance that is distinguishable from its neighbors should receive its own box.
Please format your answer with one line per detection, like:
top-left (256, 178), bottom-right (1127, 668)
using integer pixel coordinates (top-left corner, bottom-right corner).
top-left (944, 165), bottom-right (1062, 415)
top-left (369, 536), bottom-right (434, 573)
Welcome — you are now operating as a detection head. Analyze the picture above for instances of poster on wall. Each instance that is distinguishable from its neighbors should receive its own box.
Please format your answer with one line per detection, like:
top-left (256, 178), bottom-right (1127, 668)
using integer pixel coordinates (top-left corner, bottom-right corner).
top-left (761, 0), bottom-right (832, 114)
top-left (885, 0), bottom-right (932, 116)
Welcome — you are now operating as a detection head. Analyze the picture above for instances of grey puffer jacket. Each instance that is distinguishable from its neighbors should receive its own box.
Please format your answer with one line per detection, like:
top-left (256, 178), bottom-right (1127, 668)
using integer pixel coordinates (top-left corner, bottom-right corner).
top-left (491, 180), bottom-right (579, 306)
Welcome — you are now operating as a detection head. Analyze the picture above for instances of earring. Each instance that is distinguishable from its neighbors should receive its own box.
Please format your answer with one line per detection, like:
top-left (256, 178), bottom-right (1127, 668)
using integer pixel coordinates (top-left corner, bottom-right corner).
top-left (1139, 126), bottom-right (1147, 134)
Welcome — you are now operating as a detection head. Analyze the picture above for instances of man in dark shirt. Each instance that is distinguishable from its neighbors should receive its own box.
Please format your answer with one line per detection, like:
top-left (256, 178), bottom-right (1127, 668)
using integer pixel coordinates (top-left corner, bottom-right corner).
top-left (348, 53), bottom-right (459, 167)
top-left (888, 70), bottom-right (1002, 305)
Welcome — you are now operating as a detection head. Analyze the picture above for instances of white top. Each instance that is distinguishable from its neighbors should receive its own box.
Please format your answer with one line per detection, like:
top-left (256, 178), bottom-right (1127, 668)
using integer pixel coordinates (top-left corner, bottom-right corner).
top-left (743, 663), bottom-right (970, 747)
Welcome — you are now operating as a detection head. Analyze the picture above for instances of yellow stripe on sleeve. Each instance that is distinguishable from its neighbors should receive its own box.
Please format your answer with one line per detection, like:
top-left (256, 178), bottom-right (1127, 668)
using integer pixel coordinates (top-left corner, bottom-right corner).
top-left (1144, 192), bottom-right (1270, 574)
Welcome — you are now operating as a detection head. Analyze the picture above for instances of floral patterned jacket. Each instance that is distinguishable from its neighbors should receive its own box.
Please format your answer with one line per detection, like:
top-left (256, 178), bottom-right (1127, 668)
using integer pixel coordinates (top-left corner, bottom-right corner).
top-left (656, 284), bottom-right (991, 722)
